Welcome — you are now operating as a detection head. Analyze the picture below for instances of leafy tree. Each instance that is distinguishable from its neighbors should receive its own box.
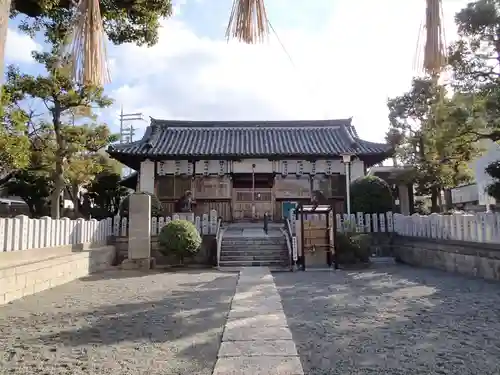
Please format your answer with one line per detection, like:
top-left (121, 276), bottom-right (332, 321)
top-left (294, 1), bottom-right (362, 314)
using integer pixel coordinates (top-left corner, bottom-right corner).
top-left (85, 165), bottom-right (129, 219)
top-left (4, 53), bottom-right (114, 218)
top-left (447, 0), bottom-right (500, 142)
top-left (350, 176), bottom-right (393, 214)
top-left (486, 161), bottom-right (500, 202)
top-left (119, 192), bottom-right (163, 217)
top-left (387, 78), bottom-right (480, 212)
top-left (14, 1), bottom-right (173, 47)
top-left (3, 170), bottom-right (52, 217)
top-left (0, 92), bottom-right (31, 177)
top-left (65, 153), bottom-right (105, 216)
top-left (158, 220), bottom-right (201, 265)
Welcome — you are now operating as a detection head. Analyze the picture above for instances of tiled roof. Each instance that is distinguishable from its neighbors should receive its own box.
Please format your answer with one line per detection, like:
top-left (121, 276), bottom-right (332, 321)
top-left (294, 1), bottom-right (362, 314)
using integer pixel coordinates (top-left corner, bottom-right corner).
top-left (108, 119), bottom-right (392, 159)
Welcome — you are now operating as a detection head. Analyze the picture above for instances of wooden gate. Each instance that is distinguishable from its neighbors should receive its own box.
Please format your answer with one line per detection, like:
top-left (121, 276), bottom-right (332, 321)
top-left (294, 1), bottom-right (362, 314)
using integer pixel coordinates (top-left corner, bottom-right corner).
top-left (233, 188), bottom-right (273, 220)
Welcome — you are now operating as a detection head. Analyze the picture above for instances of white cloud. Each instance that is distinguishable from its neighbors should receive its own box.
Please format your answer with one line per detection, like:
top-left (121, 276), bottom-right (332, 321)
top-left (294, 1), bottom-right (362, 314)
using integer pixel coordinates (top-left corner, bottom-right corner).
top-left (5, 28), bottom-right (41, 64)
top-left (106, 0), bottom-right (470, 142)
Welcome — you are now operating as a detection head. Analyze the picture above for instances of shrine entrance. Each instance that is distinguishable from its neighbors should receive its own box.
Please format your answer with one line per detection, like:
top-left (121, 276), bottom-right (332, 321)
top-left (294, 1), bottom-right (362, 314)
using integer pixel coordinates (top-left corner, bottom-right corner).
top-left (232, 174), bottom-right (274, 221)
top-left (294, 204), bottom-right (337, 270)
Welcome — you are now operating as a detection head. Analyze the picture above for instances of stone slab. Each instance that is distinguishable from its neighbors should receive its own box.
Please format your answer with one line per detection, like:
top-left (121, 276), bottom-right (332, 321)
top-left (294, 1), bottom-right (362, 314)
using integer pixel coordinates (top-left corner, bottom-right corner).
top-left (213, 356), bottom-right (303, 375)
top-left (223, 326), bottom-right (293, 341)
top-left (231, 299), bottom-right (283, 310)
top-left (218, 340), bottom-right (298, 357)
top-left (225, 314), bottom-right (288, 329)
top-left (229, 305), bottom-right (284, 316)
top-left (233, 291), bottom-right (281, 302)
top-left (232, 290), bottom-right (280, 301)
top-left (237, 278), bottom-right (275, 286)
top-left (128, 193), bottom-right (151, 260)
top-left (234, 287), bottom-right (278, 295)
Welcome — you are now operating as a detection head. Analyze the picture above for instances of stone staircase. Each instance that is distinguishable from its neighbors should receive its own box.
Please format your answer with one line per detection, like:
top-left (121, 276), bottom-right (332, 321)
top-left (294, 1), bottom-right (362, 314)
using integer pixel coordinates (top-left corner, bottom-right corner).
top-left (218, 223), bottom-right (290, 270)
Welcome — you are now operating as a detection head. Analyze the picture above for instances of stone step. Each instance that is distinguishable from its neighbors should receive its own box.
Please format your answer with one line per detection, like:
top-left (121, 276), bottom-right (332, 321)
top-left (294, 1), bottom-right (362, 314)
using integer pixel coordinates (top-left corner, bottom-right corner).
top-left (222, 246), bottom-right (287, 251)
top-left (220, 254), bottom-right (288, 262)
top-left (221, 244), bottom-right (287, 251)
top-left (218, 260), bottom-right (289, 267)
top-left (217, 266), bottom-right (290, 272)
top-left (221, 250), bottom-right (288, 256)
top-left (222, 239), bottom-right (285, 246)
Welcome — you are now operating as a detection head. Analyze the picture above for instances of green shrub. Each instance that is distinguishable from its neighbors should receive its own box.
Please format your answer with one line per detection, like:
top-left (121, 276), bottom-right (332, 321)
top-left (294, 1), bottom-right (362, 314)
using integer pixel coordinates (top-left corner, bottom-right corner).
top-left (119, 192), bottom-right (163, 217)
top-left (158, 220), bottom-right (202, 264)
top-left (335, 232), bottom-right (371, 265)
top-left (350, 176), bottom-right (393, 214)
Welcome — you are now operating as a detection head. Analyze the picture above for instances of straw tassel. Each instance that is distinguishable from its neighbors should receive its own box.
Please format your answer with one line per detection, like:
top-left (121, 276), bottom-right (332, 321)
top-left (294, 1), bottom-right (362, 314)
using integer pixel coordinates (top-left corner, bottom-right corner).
top-left (423, 0), bottom-right (446, 75)
top-left (63, 0), bottom-right (111, 86)
top-left (226, 0), bottom-right (270, 44)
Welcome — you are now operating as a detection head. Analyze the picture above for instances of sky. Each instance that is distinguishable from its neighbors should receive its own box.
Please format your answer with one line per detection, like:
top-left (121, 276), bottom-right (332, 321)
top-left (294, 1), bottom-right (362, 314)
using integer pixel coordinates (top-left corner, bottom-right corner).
top-left (6, 0), bottom-right (471, 143)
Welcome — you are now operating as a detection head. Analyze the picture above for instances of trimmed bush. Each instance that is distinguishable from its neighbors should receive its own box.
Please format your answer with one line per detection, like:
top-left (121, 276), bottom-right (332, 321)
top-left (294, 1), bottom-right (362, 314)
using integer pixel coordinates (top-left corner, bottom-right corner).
top-left (335, 232), bottom-right (371, 265)
top-left (119, 192), bottom-right (163, 217)
top-left (350, 176), bottom-right (393, 214)
top-left (158, 220), bottom-right (202, 264)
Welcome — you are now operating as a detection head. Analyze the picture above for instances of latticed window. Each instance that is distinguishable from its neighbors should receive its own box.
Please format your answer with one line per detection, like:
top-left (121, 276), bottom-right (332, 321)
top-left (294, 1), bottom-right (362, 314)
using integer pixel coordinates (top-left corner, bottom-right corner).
top-left (274, 176), bottom-right (311, 198)
top-left (156, 176), bottom-right (192, 198)
top-left (193, 177), bottom-right (230, 198)
top-left (314, 174), bottom-right (346, 198)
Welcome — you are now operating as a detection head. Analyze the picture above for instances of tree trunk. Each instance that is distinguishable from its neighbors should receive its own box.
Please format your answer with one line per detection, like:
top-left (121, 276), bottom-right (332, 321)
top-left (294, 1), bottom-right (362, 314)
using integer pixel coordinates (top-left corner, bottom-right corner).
top-left (0, 0), bottom-right (11, 99)
top-left (27, 203), bottom-right (36, 218)
top-left (430, 187), bottom-right (439, 213)
top-left (50, 102), bottom-right (65, 219)
top-left (72, 184), bottom-right (81, 217)
top-left (50, 172), bottom-right (64, 219)
top-left (443, 188), bottom-right (453, 212)
top-left (437, 189), bottom-right (443, 212)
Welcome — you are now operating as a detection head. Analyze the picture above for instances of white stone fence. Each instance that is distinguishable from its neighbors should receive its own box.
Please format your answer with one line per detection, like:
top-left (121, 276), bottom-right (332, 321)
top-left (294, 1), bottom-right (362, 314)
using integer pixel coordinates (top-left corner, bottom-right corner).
top-left (0, 215), bottom-right (112, 252)
top-left (113, 210), bottom-right (219, 237)
top-left (393, 212), bottom-right (500, 244)
top-left (289, 211), bottom-right (395, 234)
top-left (289, 210), bottom-right (500, 244)
top-left (0, 210), bottom-right (220, 252)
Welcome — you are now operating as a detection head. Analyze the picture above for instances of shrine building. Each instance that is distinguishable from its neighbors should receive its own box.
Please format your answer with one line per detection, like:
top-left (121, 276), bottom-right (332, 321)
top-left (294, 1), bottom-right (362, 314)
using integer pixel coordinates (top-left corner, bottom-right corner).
top-left (108, 118), bottom-right (393, 222)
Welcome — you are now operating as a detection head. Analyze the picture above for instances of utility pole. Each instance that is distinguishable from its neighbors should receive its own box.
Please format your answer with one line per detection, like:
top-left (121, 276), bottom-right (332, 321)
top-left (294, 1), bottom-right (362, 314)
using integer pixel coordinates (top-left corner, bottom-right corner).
top-left (122, 124), bottom-right (136, 143)
top-left (118, 107), bottom-right (143, 177)
top-left (119, 107), bottom-right (143, 144)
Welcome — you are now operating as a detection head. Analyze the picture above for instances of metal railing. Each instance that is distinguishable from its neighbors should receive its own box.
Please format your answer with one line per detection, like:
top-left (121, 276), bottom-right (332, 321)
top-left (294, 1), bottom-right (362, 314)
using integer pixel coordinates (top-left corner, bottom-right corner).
top-left (284, 218), bottom-right (295, 270)
top-left (215, 218), bottom-right (224, 268)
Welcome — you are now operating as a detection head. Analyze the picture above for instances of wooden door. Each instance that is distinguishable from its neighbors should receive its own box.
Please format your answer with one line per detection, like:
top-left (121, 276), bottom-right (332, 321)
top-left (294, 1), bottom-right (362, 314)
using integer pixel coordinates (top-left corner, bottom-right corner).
top-left (233, 188), bottom-right (273, 220)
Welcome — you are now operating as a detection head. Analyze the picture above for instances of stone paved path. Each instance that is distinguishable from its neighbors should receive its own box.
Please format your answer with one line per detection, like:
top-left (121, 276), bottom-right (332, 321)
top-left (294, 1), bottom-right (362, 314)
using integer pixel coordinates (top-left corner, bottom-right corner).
top-left (274, 264), bottom-right (500, 375)
top-left (2, 264), bottom-right (500, 375)
top-left (213, 267), bottom-right (303, 375)
top-left (0, 269), bottom-right (238, 374)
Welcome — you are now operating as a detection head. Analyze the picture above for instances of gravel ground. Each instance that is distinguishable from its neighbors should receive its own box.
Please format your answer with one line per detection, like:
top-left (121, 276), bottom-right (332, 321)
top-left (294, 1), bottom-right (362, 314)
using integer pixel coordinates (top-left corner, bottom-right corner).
top-left (0, 269), bottom-right (238, 375)
top-left (273, 265), bottom-right (500, 375)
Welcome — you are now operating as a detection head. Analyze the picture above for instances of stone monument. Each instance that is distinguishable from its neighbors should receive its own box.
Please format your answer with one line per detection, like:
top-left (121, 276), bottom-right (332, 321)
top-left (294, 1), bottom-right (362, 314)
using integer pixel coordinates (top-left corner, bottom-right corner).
top-left (121, 193), bottom-right (154, 270)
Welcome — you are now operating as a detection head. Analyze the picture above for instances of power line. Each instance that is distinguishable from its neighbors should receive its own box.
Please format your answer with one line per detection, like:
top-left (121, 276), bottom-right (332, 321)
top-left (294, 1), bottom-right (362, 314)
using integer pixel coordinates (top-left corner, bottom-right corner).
top-left (268, 21), bottom-right (296, 69)
top-left (267, 20), bottom-right (329, 118)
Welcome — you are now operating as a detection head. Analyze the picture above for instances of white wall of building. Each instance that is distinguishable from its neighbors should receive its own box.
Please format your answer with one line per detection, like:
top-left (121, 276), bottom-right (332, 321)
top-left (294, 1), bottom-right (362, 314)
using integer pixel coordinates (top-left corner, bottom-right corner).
top-left (452, 140), bottom-right (500, 206)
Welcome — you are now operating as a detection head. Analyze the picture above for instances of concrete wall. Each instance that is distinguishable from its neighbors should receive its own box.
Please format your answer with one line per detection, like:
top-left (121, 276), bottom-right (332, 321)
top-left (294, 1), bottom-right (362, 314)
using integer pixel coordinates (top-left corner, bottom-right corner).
top-left (0, 244), bottom-right (116, 305)
top-left (393, 236), bottom-right (500, 281)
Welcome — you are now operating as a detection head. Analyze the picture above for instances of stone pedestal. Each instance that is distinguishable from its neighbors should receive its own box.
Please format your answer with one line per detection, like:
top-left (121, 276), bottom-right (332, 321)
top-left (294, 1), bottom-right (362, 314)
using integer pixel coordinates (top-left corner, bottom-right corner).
top-left (122, 193), bottom-right (153, 270)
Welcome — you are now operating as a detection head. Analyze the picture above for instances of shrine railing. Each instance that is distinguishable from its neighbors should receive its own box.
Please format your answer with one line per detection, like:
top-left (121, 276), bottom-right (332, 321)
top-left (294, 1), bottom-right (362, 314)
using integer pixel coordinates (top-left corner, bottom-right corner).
top-left (113, 210), bottom-right (219, 237)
